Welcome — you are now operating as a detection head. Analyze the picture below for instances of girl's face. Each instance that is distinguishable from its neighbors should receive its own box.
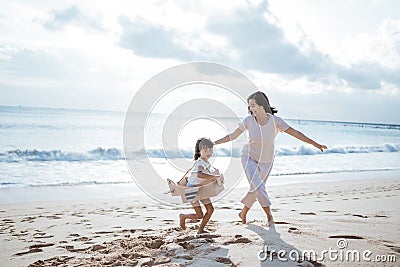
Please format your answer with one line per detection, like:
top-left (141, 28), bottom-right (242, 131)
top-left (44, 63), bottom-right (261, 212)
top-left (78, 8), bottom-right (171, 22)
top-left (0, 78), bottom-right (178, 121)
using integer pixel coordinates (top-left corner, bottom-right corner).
top-left (200, 147), bottom-right (213, 160)
top-left (248, 98), bottom-right (264, 116)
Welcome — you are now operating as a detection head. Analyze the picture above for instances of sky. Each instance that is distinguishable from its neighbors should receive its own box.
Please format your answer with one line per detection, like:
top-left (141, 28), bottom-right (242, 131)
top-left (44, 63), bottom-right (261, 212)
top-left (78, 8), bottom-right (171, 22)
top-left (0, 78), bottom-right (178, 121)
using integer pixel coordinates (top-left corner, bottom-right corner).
top-left (0, 0), bottom-right (399, 124)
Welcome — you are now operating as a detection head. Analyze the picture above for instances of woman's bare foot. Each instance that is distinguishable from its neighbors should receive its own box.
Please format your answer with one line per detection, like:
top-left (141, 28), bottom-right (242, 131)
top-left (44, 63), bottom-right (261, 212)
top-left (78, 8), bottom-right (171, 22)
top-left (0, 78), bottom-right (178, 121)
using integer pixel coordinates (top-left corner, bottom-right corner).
top-left (265, 217), bottom-right (274, 227)
top-left (179, 214), bottom-right (186, 230)
top-left (238, 211), bottom-right (246, 224)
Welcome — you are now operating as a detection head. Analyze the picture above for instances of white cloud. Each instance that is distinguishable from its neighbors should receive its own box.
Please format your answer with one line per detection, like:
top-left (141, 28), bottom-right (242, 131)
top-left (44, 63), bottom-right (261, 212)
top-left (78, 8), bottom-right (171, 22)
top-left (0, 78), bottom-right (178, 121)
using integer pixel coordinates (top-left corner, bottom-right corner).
top-left (43, 6), bottom-right (104, 32)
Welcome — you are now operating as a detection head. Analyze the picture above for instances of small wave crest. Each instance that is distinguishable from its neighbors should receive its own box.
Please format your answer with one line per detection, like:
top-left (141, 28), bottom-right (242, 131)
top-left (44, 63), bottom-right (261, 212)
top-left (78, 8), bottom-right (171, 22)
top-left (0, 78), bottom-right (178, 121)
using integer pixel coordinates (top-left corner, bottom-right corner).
top-left (275, 143), bottom-right (400, 156)
top-left (1, 144), bottom-right (399, 162)
top-left (0, 147), bottom-right (123, 162)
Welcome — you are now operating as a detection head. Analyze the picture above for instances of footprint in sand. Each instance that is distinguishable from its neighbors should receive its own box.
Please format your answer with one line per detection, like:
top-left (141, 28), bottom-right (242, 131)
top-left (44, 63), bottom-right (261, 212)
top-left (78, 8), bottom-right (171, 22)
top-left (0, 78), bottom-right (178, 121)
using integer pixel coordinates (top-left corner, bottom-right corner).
top-left (223, 235), bottom-right (251, 245)
top-left (385, 244), bottom-right (400, 253)
top-left (72, 236), bottom-right (92, 242)
top-left (21, 216), bottom-right (36, 223)
top-left (329, 235), bottom-right (364, 239)
top-left (33, 232), bottom-right (54, 239)
top-left (352, 214), bottom-right (368, 218)
top-left (29, 243), bottom-right (55, 249)
top-left (94, 231), bottom-right (114, 234)
top-left (71, 213), bottom-right (85, 217)
top-left (29, 256), bottom-right (75, 266)
top-left (14, 248), bottom-right (43, 256)
top-left (11, 232), bottom-right (29, 237)
top-left (215, 257), bottom-right (235, 265)
top-left (68, 233), bottom-right (80, 237)
top-left (300, 212), bottom-right (316, 215)
top-left (288, 227), bottom-right (300, 234)
top-left (46, 215), bottom-right (62, 219)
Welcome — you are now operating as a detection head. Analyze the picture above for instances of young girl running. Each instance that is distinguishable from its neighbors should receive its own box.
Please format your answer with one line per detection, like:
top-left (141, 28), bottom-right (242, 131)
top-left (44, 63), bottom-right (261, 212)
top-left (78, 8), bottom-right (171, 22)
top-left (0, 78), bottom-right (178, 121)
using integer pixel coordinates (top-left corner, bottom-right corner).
top-left (179, 138), bottom-right (224, 234)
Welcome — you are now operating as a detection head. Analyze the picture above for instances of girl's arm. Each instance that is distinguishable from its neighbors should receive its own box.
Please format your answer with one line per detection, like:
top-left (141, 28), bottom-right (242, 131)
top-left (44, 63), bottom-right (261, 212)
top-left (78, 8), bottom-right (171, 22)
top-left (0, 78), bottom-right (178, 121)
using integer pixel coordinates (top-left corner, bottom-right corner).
top-left (284, 127), bottom-right (327, 152)
top-left (214, 128), bottom-right (244, 145)
top-left (197, 172), bottom-right (221, 179)
top-left (197, 166), bottom-right (221, 179)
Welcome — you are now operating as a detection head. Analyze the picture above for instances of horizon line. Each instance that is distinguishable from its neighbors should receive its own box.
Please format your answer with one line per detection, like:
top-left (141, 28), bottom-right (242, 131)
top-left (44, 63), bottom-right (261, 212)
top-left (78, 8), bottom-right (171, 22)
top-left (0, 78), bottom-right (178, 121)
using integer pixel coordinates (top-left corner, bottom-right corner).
top-left (1, 104), bottom-right (399, 127)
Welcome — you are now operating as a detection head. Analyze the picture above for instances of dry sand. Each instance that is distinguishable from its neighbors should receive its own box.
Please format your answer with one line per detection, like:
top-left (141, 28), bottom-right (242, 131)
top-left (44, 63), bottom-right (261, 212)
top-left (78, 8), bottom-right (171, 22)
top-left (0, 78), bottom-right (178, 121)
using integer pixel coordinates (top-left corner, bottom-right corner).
top-left (1, 178), bottom-right (399, 266)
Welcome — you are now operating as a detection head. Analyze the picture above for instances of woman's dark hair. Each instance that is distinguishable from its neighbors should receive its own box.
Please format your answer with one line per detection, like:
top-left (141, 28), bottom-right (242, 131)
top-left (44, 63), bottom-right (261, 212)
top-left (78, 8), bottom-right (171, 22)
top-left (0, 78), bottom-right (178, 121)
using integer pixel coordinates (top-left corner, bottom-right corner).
top-left (247, 91), bottom-right (278, 115)
top-left (194, 138), bottom-right (214, 160)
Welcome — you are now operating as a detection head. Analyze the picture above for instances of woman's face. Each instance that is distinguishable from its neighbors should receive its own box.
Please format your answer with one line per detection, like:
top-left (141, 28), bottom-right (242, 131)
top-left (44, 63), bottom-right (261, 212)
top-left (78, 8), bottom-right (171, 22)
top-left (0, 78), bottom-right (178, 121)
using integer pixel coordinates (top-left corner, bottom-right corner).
top-left (248, 98), bottom-right (264, 116)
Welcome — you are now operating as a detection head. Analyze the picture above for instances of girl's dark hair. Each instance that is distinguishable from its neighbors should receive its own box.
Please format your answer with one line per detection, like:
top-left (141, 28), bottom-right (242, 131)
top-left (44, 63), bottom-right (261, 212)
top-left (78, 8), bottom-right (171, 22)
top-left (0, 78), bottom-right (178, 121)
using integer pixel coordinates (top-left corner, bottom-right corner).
top-left (247, 91), bottom-right (278, 115)
top-left (194, 138), bottom-right (214, 160)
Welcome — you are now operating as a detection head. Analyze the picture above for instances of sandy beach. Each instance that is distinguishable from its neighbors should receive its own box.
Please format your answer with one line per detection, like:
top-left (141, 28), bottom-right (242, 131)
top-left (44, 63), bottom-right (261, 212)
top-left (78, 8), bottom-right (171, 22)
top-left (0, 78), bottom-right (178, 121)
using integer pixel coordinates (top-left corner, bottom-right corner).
top-left (1, 176), bottom-right (399, 267)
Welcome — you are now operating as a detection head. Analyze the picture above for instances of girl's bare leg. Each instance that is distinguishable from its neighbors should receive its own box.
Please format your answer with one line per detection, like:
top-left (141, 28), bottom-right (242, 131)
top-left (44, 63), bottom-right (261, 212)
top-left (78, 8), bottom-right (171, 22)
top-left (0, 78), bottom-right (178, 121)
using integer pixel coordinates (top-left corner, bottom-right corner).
top-left (239, 205), bottom-right (250, 224)
top-left (180, 206), bottom-right (203, 230)
top-left (197, 203), bottom-right (214, 234)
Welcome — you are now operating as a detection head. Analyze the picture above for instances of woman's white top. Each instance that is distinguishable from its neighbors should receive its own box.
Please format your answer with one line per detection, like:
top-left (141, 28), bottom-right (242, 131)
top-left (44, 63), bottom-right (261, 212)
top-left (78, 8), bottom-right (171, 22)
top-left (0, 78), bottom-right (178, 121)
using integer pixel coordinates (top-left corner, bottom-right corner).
top-left (238, 114), bottom-right (290, 163)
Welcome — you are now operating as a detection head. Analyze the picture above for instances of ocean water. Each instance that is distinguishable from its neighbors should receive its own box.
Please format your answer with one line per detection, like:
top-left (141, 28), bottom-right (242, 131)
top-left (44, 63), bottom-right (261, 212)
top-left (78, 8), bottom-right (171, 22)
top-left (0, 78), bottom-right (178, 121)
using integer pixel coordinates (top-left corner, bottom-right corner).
top-left (1, 106), bottom-right (399, 192)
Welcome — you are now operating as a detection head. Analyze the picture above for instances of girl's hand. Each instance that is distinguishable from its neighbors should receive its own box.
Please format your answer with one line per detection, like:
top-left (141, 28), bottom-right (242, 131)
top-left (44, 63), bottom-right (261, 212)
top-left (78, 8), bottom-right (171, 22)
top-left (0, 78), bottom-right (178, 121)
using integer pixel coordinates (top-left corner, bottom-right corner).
top-left (212, 168), bottom-right (220, 175)
top-left (315, 143), bottom-right (328, 152)
top-left (217, 174), bottom-right (225, 185)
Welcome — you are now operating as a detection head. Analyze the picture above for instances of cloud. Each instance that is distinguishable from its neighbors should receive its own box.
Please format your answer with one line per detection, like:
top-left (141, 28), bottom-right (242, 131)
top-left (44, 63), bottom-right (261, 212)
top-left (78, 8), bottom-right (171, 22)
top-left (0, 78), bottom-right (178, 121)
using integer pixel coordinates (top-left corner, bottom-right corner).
top-left (118, 16), bottom-right (198, 60)
top-left (44, 6), bottom-right (104, 32)
top-left (336, 61), bottom-right (400, 90)
top-left (206, 1), bottom-right (326, 76)
top-left (206, 2), bottom-right (400, 92)
top-left (116, 1), bottom-right (400, 93)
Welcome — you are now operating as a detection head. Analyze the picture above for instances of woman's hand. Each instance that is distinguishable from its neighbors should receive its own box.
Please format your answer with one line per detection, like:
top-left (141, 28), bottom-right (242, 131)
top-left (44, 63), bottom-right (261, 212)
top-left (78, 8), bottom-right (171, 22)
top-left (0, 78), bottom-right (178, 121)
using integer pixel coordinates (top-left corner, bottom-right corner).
top-left (214, 127), bottom-right (244, 145)
top-left (314, 143), bottom-right (328, 152)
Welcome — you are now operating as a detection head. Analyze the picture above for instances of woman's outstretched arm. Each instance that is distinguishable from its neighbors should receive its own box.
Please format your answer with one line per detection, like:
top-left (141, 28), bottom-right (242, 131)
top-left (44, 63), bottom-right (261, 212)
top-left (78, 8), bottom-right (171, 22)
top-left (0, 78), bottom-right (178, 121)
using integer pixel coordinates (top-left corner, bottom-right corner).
top-left (214, 128), bottom-right (244, 145)
top-left (284, 127), bottom-right (327, 152)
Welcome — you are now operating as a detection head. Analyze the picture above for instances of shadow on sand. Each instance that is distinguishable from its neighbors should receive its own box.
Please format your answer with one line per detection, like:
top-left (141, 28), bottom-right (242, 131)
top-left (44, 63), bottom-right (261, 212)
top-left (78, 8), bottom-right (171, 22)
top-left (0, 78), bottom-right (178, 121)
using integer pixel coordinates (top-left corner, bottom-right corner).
top-left (246, 224), bottom-right (324, 267)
